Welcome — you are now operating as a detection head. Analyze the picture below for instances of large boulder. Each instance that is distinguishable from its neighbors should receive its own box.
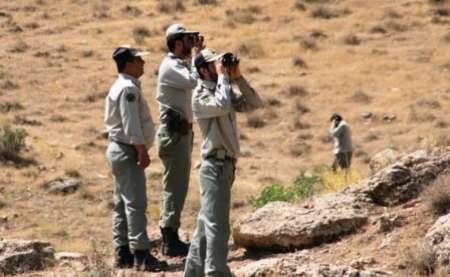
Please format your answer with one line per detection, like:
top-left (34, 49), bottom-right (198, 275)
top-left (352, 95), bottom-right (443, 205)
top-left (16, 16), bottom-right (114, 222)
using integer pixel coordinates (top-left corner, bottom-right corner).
top-left (369, 148), bottom-right (400, 174)
top-left (235, 253), bottom-right (391, 277)
top-left (233, 194), bottom-right (368, 250)
top-left (0, 239), bottom-right (55, 275)
top-left (425, 214), bottom-right (450, 266)
top-left (348, 148), bottom-right (450, 206)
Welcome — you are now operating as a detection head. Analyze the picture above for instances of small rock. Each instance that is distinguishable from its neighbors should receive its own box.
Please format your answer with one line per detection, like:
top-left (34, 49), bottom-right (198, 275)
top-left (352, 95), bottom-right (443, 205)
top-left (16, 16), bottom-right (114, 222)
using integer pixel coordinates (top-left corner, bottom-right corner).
top-left (379, 234), bottom-right (392, 249)
top-left (350, 257), bottom-right (376, 270)
top-left (382, 114), bottom-right (396, 123)
top-left (55, 252), bottom-right (86, 261)
top-left (48, 178), bottom-right (82, 195)
top-left (72, 144), bottom-right (81, 150)
top-left (377, 214), bottom-right (404, 233)
top-left (369, 148), bottom-right (400, 174)
top-left (292, 56), bottom-right (307, 68)
top-left (100, 130), bottom-right (109, 139)
top-left (360, 112), bottom-right (373, 119)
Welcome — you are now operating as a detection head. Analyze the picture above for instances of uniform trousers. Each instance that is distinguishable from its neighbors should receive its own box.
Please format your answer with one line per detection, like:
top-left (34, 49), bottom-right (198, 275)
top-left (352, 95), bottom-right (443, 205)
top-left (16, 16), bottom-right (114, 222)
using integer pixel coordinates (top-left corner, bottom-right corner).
top-left (184, 157), bottom-right (235, 277)
top-left (156, 126), bottom-right (193, 229)
top-left (106, 141), bottom-right (151, 251)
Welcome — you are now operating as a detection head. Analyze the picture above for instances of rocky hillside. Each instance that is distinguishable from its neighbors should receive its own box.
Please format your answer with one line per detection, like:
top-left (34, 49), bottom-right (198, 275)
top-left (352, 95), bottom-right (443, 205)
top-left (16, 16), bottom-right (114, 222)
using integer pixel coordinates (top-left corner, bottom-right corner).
top-left (1, 147), bottom-right (449, 276)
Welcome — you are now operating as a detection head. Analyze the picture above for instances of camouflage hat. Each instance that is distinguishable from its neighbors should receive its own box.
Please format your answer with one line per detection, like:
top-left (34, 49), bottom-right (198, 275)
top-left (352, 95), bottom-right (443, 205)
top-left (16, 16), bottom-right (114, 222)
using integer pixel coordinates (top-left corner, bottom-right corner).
top-left (194, 48), bottom-right (223, 68)
top-left (165, 23), bottom-right (199, 38)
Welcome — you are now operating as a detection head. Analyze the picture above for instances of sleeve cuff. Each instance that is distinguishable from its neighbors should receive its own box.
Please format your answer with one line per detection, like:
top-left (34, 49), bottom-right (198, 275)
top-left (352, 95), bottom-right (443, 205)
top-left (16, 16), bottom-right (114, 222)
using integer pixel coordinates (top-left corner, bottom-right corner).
top-left (129, 136), bottom-right (146, 146)
top-left (218, 74), bottom-right (230, 84)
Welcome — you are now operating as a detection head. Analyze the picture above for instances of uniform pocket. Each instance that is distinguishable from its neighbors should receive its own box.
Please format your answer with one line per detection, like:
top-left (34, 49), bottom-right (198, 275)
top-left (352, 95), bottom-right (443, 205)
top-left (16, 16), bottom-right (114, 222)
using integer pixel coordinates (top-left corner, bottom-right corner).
top-left (201, 159), bottom-right (223, 180)
top-left (156, 130), bottom-right (181, 154)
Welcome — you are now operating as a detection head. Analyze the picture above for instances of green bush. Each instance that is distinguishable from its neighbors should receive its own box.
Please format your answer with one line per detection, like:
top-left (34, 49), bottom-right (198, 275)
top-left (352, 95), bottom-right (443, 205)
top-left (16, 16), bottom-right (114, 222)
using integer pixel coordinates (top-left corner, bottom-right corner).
top-left (248, 183), bottom-right (294, 208)
top-left (0, 124), bottom-right (27, 161)
top-left (292, 172), bottom-right (320, 198)
top-left (249, 172), bottom-right (321, 208)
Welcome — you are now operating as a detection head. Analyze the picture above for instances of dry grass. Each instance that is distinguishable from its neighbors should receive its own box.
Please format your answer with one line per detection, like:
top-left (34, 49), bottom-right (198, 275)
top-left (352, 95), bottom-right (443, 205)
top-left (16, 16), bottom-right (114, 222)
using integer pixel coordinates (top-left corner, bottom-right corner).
top-left (321, 168), bottom-right (362, 192)
top-left (423, 174), bottom-right (450, 216)
top-left (132, 26), bottom-right (152, 45)
top-left (405, 244), bottom-right (437, 275)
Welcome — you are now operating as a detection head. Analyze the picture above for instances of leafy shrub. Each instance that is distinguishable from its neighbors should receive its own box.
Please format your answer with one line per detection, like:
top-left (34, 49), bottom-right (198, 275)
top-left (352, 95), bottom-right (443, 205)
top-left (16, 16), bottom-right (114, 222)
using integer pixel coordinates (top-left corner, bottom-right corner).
top-left (0, 124), bottom-right (27, 161)
top-left (291, 172), bottom-right (319, 198)
top-left (248, 183), bottom-right (294, 208)
top-left (249, 172), bottom-right (321, 208)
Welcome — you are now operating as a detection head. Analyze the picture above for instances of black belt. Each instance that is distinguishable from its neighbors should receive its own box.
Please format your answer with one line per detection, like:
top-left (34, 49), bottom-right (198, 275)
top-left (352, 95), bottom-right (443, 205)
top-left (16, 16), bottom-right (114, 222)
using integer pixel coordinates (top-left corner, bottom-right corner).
top-left (111, 140), bottom-right (134, 148)
top-left (206, 150), bottom-right (236, 163)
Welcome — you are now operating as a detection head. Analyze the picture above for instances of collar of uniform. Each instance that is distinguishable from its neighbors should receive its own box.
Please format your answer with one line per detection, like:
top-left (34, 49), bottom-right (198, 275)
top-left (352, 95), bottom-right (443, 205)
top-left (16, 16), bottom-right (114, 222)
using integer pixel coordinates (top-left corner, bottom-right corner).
top-left (119, 73), bottom-right (141, 89)
top-left (168, 52), bottom-right (183, 60)
top-left (201, 79), bottom-right (216, 91)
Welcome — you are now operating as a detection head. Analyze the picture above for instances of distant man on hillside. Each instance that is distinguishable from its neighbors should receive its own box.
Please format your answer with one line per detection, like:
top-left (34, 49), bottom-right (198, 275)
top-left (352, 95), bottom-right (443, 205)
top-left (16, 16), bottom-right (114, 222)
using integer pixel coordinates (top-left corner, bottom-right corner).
top-left (329, 113), bottom-right (353, 171)
top-left (184, 48), bottom-right (263, 277)
top-left (155, 23), bottom-right (204, 257)
top-left (105, 45), bottom-right (167, 272)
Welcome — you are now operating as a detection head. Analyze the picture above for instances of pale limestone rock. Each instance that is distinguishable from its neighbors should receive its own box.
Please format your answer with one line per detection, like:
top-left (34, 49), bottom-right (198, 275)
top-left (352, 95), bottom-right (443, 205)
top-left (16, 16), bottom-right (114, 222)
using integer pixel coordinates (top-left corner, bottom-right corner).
top-left (0, 239), bottom-right (55, 275)
top-left (233, 193), bottom-right (368, 250)
top-left (348, 148), bottom-right (450, 206)
top-left (235, 254), bottom-right (391, 277)
top-left (369, 148), bottom-right (400, 174)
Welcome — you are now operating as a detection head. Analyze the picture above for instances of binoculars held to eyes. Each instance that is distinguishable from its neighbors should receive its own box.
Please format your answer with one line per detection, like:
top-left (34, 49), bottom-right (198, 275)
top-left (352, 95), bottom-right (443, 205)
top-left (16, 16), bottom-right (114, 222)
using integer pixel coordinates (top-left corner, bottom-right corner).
top-left (222, 53), bottom-right (240, 67)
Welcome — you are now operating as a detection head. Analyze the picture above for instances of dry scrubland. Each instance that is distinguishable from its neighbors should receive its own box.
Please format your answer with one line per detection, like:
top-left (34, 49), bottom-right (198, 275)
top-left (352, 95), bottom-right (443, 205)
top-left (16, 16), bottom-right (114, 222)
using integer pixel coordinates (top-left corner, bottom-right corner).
top-left (0, 0), bottom-right (449, 275)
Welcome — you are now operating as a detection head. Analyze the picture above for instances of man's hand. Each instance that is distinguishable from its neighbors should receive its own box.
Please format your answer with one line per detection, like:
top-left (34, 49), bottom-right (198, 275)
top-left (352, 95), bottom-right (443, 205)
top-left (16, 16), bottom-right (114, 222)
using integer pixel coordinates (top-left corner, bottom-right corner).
top-left (215, 59), bottom-right (227, 76)
top-left (229, 63), bottom-right (242, 80)
top-left (135, 145), bottom-right (150, 169)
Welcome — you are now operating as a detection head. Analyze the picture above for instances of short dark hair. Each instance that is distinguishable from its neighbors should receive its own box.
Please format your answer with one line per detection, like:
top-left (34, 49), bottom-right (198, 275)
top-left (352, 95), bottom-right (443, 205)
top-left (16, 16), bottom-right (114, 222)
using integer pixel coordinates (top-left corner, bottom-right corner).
top-left (194, 53), bottom-right (208, 79)
top-left (330, 113), bottom-right (343, 122)
top-left (166, 33), bottom-right (184, 52)
top-left (113, 48), bottom-right (135, 73)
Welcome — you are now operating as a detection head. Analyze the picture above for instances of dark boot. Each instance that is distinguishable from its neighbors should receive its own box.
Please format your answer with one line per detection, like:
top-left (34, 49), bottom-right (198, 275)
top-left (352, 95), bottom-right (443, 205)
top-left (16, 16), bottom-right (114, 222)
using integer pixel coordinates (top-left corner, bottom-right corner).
top-left (113, 245), bottom-right (134, 269)
top-left (133, 249), bottom-right (168, 272)
top-left (160, 227), bottom-right (190, 257)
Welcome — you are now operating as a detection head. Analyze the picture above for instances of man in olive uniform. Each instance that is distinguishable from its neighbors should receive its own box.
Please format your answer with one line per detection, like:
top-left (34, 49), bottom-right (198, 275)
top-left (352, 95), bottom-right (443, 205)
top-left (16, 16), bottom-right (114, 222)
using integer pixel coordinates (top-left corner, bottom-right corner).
top-left (105, 46), bottom-right (167, 272)
top-left (329, 113), bottom-right (353, 171)
top-left (156, 23), bottom-right (204, 257)
top-left (184, 48), bottom-right (263, 277)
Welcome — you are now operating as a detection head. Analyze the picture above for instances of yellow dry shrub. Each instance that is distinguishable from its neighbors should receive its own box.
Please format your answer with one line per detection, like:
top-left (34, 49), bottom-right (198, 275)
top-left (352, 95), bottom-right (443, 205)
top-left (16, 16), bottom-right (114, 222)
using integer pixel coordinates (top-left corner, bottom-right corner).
top-left (321, 168), bottom-right (362, 192)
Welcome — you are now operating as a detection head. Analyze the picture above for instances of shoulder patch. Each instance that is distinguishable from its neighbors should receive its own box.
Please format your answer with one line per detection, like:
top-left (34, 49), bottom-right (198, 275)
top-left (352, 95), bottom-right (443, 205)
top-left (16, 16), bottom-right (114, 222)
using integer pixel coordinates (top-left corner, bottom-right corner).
top-left (125, 92), bottom-right (136, 102)
top-left (201, 95), bottom-right (210, 104)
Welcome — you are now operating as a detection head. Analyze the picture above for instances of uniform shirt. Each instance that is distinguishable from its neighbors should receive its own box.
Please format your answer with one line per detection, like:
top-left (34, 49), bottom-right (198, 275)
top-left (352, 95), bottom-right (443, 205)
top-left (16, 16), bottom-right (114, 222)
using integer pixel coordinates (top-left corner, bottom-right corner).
top-left (329, 120), bottom-right (353, 154)
top-left (193, 75), bottom-right (263, 160)
top-left (156, 52), bottom-right (198, 124)
top-left (105, 73), bottom-right (155, 148)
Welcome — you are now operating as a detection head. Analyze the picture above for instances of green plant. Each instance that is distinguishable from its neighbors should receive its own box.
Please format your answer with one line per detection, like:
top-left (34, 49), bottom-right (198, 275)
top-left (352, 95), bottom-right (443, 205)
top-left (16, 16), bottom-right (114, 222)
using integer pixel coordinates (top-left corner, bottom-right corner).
top-left (291, 172), bottom-right (320, 198)
top-left (248, 183), bottom-right (294, 208)
top-left (249, 172), bottom-right (321, 208)
top-left (0, 124), bottom-right (27, 161)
